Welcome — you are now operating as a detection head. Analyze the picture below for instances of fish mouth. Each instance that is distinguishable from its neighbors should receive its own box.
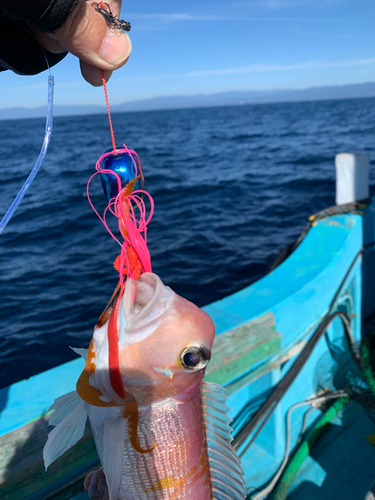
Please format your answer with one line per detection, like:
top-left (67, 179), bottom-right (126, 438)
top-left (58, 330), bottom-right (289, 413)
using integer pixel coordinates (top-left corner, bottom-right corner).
top-left (121, 272), bottom-right (173, 344)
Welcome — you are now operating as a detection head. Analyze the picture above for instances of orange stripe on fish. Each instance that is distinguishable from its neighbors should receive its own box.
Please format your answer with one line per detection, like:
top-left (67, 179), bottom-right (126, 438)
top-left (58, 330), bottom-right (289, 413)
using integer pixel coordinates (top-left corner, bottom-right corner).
top-left (145, 448), bottom-right (209, 497)
top-left (123, 401), bottom-right (157, 454)
top-left (95, 281), bottom-right (120, 330)
top-left (76, 340), bottom-right (118, 407)
top-left (108, 287), bottom-right (126, 400)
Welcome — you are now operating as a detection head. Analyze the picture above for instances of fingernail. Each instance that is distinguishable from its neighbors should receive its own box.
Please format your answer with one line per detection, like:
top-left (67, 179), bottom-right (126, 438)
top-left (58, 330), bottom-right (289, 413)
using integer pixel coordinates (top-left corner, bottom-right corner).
top-left (100, 31), bottom-right (132, 67)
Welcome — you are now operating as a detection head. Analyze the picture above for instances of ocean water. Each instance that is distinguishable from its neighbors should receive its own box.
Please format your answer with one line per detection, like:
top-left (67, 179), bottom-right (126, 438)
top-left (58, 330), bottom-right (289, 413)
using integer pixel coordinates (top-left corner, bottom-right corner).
top-left (1, 98), bottom-right (375, 389)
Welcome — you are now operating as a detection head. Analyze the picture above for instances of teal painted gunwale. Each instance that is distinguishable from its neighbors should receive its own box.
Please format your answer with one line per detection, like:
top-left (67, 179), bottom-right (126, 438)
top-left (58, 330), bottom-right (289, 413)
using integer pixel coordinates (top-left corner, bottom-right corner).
top-left (205, 214), bottom-right (362, 343)
top-left (0, 213), bottom-right (363, 439)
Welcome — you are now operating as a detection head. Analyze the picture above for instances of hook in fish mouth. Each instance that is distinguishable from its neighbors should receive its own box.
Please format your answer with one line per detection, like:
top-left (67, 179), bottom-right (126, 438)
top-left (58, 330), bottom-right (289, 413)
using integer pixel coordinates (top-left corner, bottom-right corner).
top-left (121, 273), bottom-right (173, 344)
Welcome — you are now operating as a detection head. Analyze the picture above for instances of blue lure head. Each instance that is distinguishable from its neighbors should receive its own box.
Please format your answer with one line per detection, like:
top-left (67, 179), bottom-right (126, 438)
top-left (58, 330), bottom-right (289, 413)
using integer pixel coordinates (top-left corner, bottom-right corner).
top-left (99, 146), bottom-right (144, 202)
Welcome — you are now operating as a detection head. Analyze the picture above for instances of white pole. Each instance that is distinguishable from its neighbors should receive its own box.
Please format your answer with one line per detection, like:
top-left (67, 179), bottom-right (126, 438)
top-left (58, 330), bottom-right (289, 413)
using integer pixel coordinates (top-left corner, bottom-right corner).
top-left (335, 153), bottom-right (370, 205)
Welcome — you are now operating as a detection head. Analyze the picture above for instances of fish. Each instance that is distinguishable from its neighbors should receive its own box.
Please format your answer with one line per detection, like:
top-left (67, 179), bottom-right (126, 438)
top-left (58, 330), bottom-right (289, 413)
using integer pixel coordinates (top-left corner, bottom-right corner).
top-left (43, 273), bottom-right (246, 500)
top-left (43, 272), bottom-right (246, 500)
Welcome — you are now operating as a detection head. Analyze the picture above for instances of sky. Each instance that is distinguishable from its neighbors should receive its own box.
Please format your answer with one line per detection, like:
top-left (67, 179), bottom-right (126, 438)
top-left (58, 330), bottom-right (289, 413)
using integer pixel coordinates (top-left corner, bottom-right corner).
top-left (1, 0), bottom-right (375, 108)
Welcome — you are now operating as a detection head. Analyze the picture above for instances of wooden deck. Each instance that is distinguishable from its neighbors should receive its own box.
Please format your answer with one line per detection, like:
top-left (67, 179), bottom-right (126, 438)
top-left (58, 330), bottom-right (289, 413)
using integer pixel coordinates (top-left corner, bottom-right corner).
top-left (0, 418), bottom-right (98, 500)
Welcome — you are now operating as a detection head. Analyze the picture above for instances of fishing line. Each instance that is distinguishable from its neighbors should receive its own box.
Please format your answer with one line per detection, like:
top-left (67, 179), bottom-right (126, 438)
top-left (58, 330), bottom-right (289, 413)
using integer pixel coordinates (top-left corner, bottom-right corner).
top-left (101, 69), bottom-right (117, 151)
top-left (0, 72), bottom-right (54, 235)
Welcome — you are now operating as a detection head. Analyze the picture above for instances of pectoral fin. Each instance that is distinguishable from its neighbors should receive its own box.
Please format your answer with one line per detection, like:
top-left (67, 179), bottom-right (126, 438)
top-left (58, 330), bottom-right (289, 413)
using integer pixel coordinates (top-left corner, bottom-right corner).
top-left (43, 391), bottom-right (87, 470)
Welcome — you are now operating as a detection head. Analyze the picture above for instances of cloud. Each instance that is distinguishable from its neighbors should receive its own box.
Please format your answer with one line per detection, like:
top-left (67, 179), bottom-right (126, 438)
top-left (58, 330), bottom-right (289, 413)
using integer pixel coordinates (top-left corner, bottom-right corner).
top-left (127, 11), bottom-right (330, 23)
top-left (126, 13), bottom-right (225, 22)
top-left (188, 58), bottom-right (375, 77)
top-left (122, 12), bottom-right (238, 31)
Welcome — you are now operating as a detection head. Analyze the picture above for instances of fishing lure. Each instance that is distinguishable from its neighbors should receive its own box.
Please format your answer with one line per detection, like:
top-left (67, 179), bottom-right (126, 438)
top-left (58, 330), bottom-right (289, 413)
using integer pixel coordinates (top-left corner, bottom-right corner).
top-left (98, 145), bottom-right (144, 203)
top-left (87, 144), bottom-right (152, 279)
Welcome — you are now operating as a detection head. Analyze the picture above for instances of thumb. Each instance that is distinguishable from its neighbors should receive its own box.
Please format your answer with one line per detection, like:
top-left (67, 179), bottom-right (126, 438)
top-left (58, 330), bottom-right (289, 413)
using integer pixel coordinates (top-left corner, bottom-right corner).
top-left (52, 1), bottom-right (132, 69)
top-left (35, 0), bottom-right (132, 85)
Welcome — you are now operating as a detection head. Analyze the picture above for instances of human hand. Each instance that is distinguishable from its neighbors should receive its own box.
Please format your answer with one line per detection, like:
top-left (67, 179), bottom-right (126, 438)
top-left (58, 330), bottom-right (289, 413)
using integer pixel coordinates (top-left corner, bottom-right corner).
top-left (31, 0), bottom-right (132, 86)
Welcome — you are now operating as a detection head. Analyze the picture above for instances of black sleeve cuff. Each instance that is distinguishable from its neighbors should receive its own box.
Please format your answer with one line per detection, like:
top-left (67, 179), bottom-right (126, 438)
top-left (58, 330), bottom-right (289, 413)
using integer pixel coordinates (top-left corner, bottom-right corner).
top-left (0, 0), bottom-right (78, 33)
top-left (0, 18), bottom-right (67, 75)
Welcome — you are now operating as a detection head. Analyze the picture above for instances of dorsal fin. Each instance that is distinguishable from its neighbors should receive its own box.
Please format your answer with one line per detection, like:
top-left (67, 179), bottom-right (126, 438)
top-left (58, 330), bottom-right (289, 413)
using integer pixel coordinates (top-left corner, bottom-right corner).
top-left (70, 346), bottom-right (89, 360)
top-left (202, 382), bottom-right (246, 500)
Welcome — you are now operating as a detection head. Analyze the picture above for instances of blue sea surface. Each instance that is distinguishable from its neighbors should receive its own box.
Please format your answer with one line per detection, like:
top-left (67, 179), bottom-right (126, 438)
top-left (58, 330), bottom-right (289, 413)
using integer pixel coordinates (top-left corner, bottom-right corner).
top-left (1, 98), bottom-right (375, 389)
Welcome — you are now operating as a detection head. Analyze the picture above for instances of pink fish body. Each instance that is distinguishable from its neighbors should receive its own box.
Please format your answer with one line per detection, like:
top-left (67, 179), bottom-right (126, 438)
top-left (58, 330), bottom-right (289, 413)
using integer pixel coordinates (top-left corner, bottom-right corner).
top-left (44, 273), bottom-right (246, 500)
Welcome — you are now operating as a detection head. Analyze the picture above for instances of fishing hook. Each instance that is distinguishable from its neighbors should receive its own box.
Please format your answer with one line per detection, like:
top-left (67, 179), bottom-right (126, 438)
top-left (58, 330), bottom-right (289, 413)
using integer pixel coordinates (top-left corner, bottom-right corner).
top-left (90, 2), bottom-right (131, 32)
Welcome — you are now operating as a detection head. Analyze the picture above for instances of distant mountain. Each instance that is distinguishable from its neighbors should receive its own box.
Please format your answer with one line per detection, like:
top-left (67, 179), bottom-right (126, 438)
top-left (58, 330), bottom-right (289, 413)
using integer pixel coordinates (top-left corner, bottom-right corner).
top-left (0, 104), bottom-right (105, 120)
top-left (2, 81), bottom-right (375, 120)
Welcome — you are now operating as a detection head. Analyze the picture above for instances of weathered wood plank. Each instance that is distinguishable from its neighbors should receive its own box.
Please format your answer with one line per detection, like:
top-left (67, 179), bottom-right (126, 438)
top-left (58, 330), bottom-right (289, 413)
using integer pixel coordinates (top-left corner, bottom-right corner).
top-left (205, 311), bottom-right (281, 388)
top-left (224, 340), bottom-right (306, 395)
top-left (0, 417), bottom-right (98, 500)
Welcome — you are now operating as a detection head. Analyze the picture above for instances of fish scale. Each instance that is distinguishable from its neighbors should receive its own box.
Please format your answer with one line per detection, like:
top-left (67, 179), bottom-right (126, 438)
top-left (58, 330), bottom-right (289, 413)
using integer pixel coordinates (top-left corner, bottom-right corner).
top-left (117, 395), bottom-right (210, 499)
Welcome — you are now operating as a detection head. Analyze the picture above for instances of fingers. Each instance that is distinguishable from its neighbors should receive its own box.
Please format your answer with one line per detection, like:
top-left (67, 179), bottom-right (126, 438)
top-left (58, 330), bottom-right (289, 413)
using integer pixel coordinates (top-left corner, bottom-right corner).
top-left (80, 61), bottom-right (113, 86)
top-left (34, 0), bottom-right (131, 86)
top-left (53, 0), bottom-right (131, 69)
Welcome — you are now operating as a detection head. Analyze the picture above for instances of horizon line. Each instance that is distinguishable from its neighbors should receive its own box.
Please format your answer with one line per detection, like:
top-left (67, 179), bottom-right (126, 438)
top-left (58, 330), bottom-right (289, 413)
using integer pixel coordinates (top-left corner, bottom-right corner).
top-left (1, 91), bottom-right (375, 121)
top-left (0, 80), bottom-right (375, 112)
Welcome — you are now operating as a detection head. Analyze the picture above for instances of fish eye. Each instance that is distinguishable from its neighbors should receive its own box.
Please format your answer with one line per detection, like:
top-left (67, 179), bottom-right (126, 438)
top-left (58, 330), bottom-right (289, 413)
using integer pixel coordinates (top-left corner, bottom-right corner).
top-left (180, 344), bottom-right (211, 370)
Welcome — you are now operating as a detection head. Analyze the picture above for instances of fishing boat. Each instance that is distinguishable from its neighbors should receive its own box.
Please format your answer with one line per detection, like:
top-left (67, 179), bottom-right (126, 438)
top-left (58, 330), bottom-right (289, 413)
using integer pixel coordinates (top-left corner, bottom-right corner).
top-left (1, 152), bottom-right (375, 500)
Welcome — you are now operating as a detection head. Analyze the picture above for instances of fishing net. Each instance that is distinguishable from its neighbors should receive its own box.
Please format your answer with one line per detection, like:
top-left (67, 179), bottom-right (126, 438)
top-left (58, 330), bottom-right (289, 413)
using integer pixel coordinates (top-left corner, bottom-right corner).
top-left (312, 336), bottom-right (375, 421)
